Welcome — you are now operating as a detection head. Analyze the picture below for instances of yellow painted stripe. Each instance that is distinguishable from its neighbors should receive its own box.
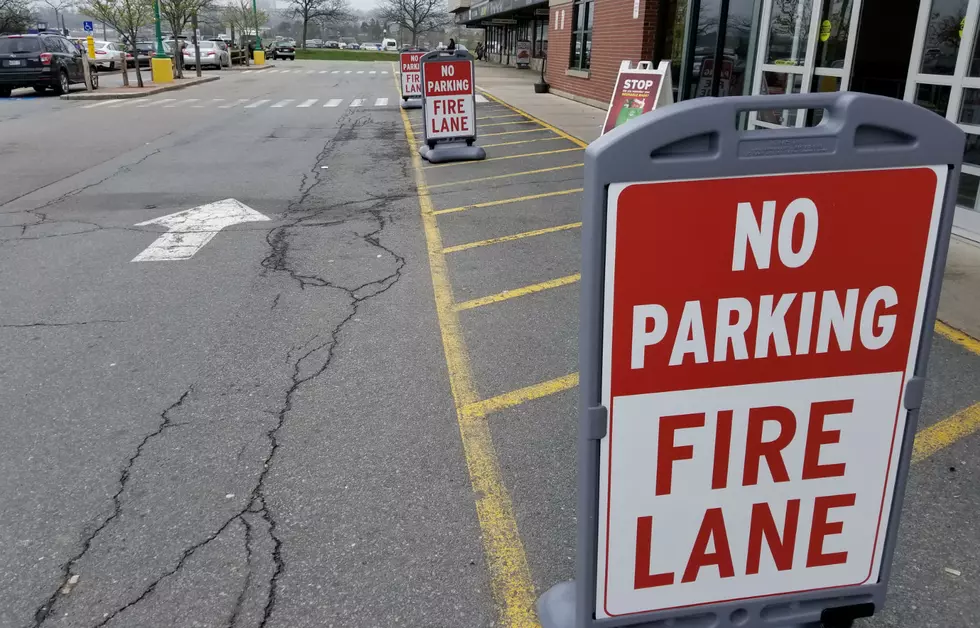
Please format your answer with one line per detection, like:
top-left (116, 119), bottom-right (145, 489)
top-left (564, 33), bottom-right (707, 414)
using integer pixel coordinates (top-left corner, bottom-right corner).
top-left (481, 128), bottom-right (555, 137)
top-left (426, 163), bottom-right (583, 189)
top-left (462, 373), bottom-right (580, 420)
top-left (455, 274), bottom-right (581, 311)
top-left (393, 63), bottom-right (539, 628)
top-left (444, 222), bottom-right (583, 253)
top-left (480, 91), bottom-right (590, 149)
top-left (433, 188), bottom-right (583, 216)
top-left (481, 120), bottom-right (539, 128)
top-left (481, 136), bottom-right (567, 149)
top-left (427, 147), bottom-right (585, 169)
top-left (478, 113), bottom-right (525, 121)
top-left (935, 320), bottom-right (980, 356)
top-left (913, 402), bottom-right (980, 463)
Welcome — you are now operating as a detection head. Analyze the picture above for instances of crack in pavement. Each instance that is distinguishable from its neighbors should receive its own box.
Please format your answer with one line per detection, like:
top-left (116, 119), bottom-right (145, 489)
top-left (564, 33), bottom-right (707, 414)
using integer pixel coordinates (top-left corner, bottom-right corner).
top-left (31, 387), bottom-right (195, 627)
top-left (0, 320), bottom-right (125, 329)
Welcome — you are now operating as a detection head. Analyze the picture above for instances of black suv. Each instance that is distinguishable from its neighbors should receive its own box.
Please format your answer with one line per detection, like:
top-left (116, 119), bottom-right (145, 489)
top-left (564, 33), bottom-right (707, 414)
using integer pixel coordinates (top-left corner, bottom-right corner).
top-left (266, 41), bottom-right (295, 61)
top-left (0, 33), bottom-right (95, 97)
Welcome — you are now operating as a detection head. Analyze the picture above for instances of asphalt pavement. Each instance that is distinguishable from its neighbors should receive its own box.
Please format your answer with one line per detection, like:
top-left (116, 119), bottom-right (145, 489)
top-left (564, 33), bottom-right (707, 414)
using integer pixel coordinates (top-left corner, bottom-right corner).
top-left (1, 59), bottom-right (979, 628)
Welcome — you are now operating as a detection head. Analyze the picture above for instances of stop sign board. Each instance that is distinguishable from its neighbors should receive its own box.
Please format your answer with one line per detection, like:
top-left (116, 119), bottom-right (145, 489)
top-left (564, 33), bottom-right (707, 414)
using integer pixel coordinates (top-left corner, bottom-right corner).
top-left (400, 51), bottom-right (423, 98)
top-left (422, 58), bottom-right (476, 142)
top-left (596, 166), bottom-right (947, 618)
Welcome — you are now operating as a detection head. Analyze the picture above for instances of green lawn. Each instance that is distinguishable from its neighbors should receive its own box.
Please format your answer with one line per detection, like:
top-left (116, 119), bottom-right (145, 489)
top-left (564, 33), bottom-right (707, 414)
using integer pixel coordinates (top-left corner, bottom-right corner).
top-left (294, 49), bottom-right (399, 62)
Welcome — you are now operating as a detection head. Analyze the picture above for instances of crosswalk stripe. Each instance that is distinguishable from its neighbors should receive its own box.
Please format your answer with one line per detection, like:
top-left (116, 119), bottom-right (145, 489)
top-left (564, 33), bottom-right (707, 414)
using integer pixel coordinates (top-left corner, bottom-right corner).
top-left (324, 98), bottom-right (343, 107)
top-left (165, 98), bottom-right (198, 107)
top-left (306, 70), bottom-right (315, 74)
top-left (219, 98), bottom-right (250, 108)
top-left (350, 98), bottom-right (364, 106)
top-left (108, 98), bottom-right (146, 108)
top-left (245, 99), bottom-right (270, 108)
top-left (265, 68), bottom-right (278, 73)
top-left (82, 100), bottom-right (112, 108)
top-left (298, 99), bottom-right (318, 107)
top-left (374, 97), bottom-right (388, 106)
top-left (271, 99), bottom-right (294, 107)
top-left (475, 94), bottom-right (489, 103)
top-left (382, 70), bottom-right (389, 74)
top-left (138, 98), bottom-right (173, 107)
top-left (344, 70), bottom-right (351, 74)
top-left (332, 70), bottom-right (340, 74)
top-left (194, 98), bottom-right (224, 108)
top-left (318, 70), bottom-right (327, 74)
top-left (357, 70), bottom-right (364, 74)
top-left (369, 70), bottom-right (376, 74)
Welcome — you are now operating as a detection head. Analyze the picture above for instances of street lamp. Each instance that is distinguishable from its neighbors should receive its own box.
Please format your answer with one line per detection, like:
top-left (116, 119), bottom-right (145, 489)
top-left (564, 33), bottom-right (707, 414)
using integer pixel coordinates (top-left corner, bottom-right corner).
top-left (253, 0), bottom-right (262, 49)
top-left (152, 0), bottom-right (167, 59)
top-left (150, 0), bottom-right (174, 83)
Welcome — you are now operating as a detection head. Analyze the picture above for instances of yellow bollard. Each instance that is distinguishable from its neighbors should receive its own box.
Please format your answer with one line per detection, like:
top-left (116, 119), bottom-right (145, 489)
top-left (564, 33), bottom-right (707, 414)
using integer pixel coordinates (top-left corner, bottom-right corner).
top-left (253, 50), bottom-right (265, 66)
top-left (151, 57), bottom-right (174, 83)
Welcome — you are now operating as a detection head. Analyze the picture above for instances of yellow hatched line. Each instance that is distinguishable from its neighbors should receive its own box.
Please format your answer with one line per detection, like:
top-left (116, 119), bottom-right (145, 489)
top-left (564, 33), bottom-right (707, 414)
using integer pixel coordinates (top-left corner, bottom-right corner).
top-left (913, 402), bottom-right (980, 463)
top-left (392, 63), bottom-right (539, 628)
top-left (477, 113), bottom-right (525, 121)
top-left (481, 128), bottom-right (555, 137)
top-left (433, 188), bottom-right (583, 216)
top-left (426, 163), bottom-right (583, 189)
top-left (427, 147), bottom-right (585, 169)
top-left (462, 373), bottom-right (580, 420)
top-left (481, 120), bottom-right (539, 128)
top-left (481, 136), bottom-right (567, 149)
top-left (455, 274), bottom-right (581, 311)
top-left (443, 222), bottom-right (582, 253)
top-left (936, 320), bottom-right (980, 355)
top-left (480, 91), bottom-right (590, 148)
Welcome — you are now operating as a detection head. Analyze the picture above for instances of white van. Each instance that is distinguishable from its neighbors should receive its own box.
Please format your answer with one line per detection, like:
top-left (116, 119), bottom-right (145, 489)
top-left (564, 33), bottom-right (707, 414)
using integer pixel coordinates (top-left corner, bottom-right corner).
top-left (382, 38), bottom-right (398, 51)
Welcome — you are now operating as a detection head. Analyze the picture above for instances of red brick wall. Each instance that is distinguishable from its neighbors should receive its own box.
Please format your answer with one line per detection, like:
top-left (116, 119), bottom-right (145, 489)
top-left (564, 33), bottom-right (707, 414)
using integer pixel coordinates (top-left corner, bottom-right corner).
top-left (546, 0), bottom-right (663, 106)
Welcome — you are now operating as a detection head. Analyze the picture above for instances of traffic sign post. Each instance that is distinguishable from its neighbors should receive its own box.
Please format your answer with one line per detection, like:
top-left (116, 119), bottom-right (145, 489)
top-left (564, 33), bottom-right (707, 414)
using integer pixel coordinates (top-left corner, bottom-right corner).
top-left (400, 50), bottom-right (424, 109)
top-left (601, 60), bottom-right (673, 136)
top-left (538, 92), bottom-right (964, 628)
top-left (418, 49), bottom-right (486, 164)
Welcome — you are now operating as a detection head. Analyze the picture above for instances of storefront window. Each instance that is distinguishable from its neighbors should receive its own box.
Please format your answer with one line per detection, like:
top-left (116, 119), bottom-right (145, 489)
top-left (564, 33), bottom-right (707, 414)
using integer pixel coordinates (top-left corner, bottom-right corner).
top-left (569, 0), bottom-right (593, 70)
top-left (815, 0), bottom-right (852, 69)
top-left (960, 88), bottom-right (980, 124)
top-left (957, 172), bottom-right (980, 208)
top-left (534, 18), bottom-right (548, 57)
top-left (919, 0), bottom-right (966, 75)
top-left (964, 134), bottom-right (980, 166)
top-left (914, 83), bottom-right (952, 115)
top-left (759, 71), bottom-right (802, 124)
top-left (766, 0), bottom-right (812, 66)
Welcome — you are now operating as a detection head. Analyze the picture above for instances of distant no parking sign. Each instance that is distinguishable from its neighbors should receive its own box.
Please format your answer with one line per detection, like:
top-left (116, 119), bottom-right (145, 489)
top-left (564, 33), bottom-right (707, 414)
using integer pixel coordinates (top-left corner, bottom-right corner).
top-left (400, 51), bottom-right (422, 99)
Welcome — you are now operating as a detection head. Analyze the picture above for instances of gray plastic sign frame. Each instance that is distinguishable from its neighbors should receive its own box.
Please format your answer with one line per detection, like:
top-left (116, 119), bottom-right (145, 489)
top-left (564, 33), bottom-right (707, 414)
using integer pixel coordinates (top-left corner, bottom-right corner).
top-left (540, 92), bottom-right (965, 628)
top-left (420, 49), bottom-right (478, 147)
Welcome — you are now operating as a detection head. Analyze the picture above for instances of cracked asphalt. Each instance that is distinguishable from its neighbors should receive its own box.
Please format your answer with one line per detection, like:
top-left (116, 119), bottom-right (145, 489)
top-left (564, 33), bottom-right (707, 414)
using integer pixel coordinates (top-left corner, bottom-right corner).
top-left (0, 64), bottom-right (494, 627)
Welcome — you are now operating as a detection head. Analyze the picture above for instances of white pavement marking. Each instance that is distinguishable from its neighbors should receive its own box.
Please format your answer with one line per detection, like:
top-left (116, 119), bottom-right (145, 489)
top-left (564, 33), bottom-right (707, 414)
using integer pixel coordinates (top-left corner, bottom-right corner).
top-left (138, 98), bottom-right (173, 107)
top-left (219, 98), bottom-right (250, 108)
top-left (374, 97), bottom-right (388, 106)
top-left (318, 70), bottom-right (327, 74)
top-left (356, 70), bottom-right (364, 74)
top-left (165, 98), bottom-right (199, 108)
top-left (243, 70), bottom-right (254, 74)
top-left (132, 199), bottom-right (270, 262)
top-left (475, 94), bottom-right (488, 103)
top-left (108, 98), bottom-right (148, 108)
top-left (265, 69), bottom-right (279, 73)
top-left (306, 70), bottom-right (315, 74)
top-left (298, 99), bottom-right (318, 107)
top-left (271, 99), bottom-right (294, 107)
top-left (382, 70), bottom-right (389, 74)
top-left (324, 98), bottom-right (342, 107)
top-left (194, 98), bottom-right (224, 108)
top-left (82, 100), bottom-right (112, 108)
top-left (245, 99), bottom-right (270, 108)
top-left (369, 70), bottom-right (376, 74)
top-left (344, 70), bottom-right (352, 74)
top-left (332, 70), bottom-right (339, 74)
top-left (350, 98), bottom-right (364, 107)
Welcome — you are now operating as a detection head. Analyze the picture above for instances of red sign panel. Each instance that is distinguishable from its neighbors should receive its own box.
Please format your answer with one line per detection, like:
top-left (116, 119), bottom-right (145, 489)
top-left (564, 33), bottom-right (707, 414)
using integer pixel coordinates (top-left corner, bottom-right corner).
top-left (602, 72), bottom-right (664, 135)
top-left (400, 51), bottom-right (423, 97)
top-left (596, 167), bottom-right (946, 618)
top-left (422, 59), bottom-right (476, 141)
top-left (423, 60), bottom-right (473, 97)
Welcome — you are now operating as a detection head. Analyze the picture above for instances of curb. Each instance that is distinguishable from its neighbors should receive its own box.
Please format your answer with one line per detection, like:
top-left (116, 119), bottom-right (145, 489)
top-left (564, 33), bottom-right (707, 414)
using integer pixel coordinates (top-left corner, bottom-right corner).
top-left (223, 63), bottom-right (276, 72)
top-left (59, 75), bottom-right (220, 100)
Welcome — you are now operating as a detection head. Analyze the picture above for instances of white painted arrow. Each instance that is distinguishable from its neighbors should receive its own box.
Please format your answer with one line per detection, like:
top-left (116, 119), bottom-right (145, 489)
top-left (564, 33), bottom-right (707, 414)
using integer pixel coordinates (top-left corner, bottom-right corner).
top-left (132, 199), bottom-right (270, 262)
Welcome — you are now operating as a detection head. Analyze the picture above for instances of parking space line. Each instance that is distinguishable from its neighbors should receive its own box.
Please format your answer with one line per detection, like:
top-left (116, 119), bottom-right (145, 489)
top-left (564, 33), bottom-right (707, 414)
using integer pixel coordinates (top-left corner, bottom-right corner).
top-left (426, 163), bottom-right (583, 189)
top-left (455, 274), bottom-right (581, 312)
top-left (480, 120), bottom-right (538, 128)
top-left (481, 91), bottom-right (589, 149)
top-left (395, 65), bottom-right (539, 628)
top-left (936, 321), bottom-right (980, 355)
top-left (476, 113), bottom-right (524, 121)
top-left (461, 373), bottom-right (580, 420)
top-left (433, 188), bottom-right (583, 216)
top-left (480, 128), bottom-right (554, 137)
top-left (443, 222), bottom-right (582, 253)
top-left (480, 136), bottom-right (567, 149)
top-left (426, 147), bottom-right (585, 169)
top-left (913, 402), bottom-right (980, 462)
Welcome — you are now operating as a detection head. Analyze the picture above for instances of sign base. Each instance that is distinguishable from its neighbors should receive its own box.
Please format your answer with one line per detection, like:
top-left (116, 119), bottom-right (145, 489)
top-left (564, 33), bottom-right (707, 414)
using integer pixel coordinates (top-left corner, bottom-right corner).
top-left (401, 97), bottom-right (422, 109)
top-left (419, 141), bottom-right (486, 164)
top-left (537, 580), bottom-right (575, 628)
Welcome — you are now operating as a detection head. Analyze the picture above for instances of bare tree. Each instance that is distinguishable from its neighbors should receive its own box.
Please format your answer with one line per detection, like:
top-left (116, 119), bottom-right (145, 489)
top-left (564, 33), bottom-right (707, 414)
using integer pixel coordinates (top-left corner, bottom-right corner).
top-left (223, 0), bottom-right (266, 57)
top-left (160, 0), bottom-right (214, 77)
top-left (81, 0), bottom-right (153, 86)
top-left (282, 0), bottom-right (349, 48)
top-left (42, 0), bottom-right (74, 33)
top-left (0, 0), bottom-right (34, 33)
top-left (377, 0), bottom-right (449, 47)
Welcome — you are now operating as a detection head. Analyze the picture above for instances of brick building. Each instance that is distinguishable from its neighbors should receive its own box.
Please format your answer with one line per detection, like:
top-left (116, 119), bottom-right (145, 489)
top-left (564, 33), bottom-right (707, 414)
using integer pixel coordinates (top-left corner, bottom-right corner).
top-left (454, 0), bottom-right (980, 241)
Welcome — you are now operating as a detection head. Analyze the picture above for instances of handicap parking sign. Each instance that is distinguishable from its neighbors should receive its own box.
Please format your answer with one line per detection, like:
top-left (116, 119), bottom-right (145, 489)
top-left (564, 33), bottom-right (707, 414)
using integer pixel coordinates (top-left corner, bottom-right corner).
top-left (83, 20), bottom-right (93, 32)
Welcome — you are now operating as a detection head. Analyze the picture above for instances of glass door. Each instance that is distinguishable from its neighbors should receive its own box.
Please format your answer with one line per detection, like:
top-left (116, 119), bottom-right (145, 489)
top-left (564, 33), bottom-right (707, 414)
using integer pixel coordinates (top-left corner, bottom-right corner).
top-left (749, 0), bottom-right (863, 128)
top-left (905, 0), bottom-right (980, 237)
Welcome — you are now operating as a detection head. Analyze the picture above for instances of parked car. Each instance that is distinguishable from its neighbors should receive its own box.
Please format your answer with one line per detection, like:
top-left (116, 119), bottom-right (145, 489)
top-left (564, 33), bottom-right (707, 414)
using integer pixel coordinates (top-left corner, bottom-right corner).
top-left (362, 42), bottom-right (380, 51)
top-left (325, 40), bottom-right (339, 48)
top-left (347, 42), bottom-right (360, 50)
top-left (92, 41), bottom-right (126, 70)
top-left (0, 33), bottom-right (97, 97)
top-left (304, 39), bottom-right (323, 48)
top-left (266, 41), bottom-right (295, 60)
top-left (382, 38), bottom-right (398, 51)
top-left (182, 40), bottom-right (230, 69)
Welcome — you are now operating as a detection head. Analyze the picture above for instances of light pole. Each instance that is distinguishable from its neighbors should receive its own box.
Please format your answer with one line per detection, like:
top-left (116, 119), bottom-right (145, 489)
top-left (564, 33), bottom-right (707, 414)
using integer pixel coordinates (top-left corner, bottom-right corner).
top-left (252, 0), bottom-right (265, 64)
top-left (150, 0), bottom-right (174, 82)
top-left (152, 0), bottom-right (166, 59)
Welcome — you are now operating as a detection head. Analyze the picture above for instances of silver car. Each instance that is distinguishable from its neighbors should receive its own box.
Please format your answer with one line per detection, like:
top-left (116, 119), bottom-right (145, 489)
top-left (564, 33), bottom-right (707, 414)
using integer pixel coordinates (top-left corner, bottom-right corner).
top-left (182, 40), bottom-right (230, 70)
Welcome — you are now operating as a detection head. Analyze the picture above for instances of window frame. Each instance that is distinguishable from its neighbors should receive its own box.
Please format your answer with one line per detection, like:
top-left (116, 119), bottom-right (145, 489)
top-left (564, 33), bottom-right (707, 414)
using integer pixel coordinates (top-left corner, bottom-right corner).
top-left (568, 0), bottom-right (594, 71)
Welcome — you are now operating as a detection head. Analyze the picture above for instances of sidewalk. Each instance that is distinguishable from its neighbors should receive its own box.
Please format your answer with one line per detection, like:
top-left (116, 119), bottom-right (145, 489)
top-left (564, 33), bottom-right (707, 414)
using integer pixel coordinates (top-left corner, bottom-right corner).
top-left (474, 62), bottom-right (980, 342)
